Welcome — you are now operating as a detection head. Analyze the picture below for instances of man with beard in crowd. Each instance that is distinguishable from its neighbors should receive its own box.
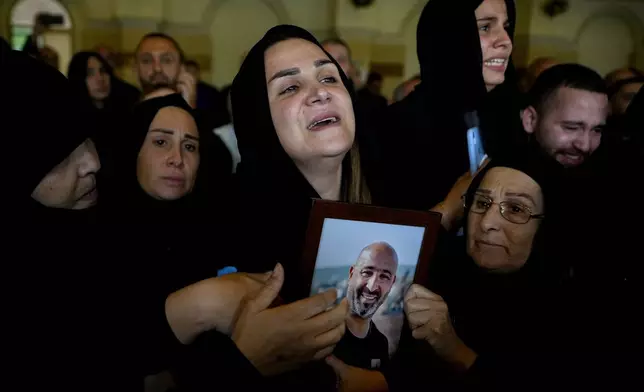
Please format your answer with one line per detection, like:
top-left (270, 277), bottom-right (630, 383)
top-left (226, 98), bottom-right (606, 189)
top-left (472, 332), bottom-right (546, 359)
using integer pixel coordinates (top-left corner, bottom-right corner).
top-left (521, 63), bottom-right (609, 168)
top-left (134, 32), bottom-right (232, 176)
top-left (332, 242), bottom-right (398, 371)
top-left (135, 32), bottom-right (197, 107)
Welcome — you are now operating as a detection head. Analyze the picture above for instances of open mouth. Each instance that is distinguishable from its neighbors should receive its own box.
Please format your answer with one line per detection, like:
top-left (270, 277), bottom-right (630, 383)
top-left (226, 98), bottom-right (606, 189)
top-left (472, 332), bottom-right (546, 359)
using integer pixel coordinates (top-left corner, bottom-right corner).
top-left (361, 292), bottom-right (379, 302)
top-left (484, 58), bottom-right (508, 70)
top-left (558, 154), bottom-right (584, 166)
top-left (308, 116), bottom-right (341, 131)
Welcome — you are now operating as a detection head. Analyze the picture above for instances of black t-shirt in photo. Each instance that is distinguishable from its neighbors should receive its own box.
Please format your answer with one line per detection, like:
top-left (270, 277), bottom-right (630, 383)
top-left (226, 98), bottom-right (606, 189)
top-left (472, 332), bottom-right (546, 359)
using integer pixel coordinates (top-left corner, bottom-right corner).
top-left (333, 320), bottom-right (390, 370)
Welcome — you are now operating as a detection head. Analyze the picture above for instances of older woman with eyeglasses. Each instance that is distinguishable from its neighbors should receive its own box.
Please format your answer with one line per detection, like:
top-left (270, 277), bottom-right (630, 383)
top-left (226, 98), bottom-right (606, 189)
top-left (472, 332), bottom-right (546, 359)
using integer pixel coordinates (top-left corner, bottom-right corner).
top-left (397, 147), bottom-right (571, 391)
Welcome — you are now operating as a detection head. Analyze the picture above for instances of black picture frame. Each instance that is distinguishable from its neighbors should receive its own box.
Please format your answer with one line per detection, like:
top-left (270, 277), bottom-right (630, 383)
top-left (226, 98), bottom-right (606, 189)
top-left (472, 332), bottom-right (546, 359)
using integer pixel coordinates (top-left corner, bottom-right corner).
top-left (294, 199), bottom-right (442, 301)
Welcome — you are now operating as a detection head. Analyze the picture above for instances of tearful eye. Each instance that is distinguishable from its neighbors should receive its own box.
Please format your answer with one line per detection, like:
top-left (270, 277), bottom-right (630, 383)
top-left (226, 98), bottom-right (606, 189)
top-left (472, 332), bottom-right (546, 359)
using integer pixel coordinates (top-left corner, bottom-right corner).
top-left (479, 24), bottom-right (490, 32)
top-left (321, 76), bottom-right (337, 84)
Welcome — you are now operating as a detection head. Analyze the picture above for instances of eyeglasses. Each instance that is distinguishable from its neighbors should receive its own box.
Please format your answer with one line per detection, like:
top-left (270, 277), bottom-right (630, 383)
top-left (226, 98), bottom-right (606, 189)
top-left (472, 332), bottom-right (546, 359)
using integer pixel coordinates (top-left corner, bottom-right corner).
top-left (464, 193), bottom-right (545, 224)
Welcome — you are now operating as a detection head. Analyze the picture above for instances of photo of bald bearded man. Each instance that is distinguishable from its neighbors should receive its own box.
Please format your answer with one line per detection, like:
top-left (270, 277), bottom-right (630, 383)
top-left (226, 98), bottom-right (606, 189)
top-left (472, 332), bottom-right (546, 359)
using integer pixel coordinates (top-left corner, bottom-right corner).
top-left (333, 242), bottom-right (398, 370)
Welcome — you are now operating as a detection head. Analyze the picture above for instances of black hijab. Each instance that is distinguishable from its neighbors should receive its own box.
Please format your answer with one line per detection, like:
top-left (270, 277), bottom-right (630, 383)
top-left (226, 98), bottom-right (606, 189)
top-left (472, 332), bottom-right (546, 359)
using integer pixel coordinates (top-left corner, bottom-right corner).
top-left (68, 51), bottom-right (113, 106)
top-left (231, 25), bottom-right (363, 280)
top-left (375, 0), bottom-right (521, 210)
top-left (232, 25), bottom-right (362, 203)
top-left (431, 144), bottom-right (565, 344)
top-left (107, 93), bottom-right (207, 220)
top-left (1, 40), bottom-right (96, 220)
top-left (417, 146), bottom-right (567, 390)
top-left (2, 39), bottom-right (144, 391)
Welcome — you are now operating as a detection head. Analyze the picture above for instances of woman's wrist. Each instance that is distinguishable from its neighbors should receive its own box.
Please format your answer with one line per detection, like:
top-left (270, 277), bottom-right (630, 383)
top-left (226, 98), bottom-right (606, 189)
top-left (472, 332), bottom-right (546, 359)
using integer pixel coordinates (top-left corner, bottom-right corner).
top-left (165, 279), bottom-right (221, 344)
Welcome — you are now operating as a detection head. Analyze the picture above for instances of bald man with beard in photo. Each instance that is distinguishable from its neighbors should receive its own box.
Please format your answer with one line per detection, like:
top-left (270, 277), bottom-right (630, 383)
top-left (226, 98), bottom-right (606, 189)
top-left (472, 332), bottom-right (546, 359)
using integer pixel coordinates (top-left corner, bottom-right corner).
top-left (333, 242), bottom-right (399, 371)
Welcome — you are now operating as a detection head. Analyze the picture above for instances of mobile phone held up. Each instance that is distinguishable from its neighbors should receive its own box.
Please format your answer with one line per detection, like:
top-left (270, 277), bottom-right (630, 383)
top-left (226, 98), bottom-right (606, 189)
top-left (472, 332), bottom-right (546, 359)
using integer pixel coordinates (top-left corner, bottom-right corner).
top-left (465, 111), bottom-right (487, 175)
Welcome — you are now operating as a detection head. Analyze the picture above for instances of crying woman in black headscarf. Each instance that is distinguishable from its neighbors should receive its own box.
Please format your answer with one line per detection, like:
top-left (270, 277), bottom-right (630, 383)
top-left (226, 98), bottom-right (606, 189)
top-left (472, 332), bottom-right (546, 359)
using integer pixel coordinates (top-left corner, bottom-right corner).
top-left (372, 0), bottom-right (522, 211)
top-left (232, 25), bottom-right (370, 282)
top-left (184, 24), bottom-right (384, 391)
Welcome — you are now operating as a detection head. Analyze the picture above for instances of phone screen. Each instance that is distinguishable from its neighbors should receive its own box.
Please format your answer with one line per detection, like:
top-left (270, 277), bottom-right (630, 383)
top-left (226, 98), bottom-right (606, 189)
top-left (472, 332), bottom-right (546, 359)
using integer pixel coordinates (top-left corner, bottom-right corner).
top-left (467, 126), bottom-right (487, 175)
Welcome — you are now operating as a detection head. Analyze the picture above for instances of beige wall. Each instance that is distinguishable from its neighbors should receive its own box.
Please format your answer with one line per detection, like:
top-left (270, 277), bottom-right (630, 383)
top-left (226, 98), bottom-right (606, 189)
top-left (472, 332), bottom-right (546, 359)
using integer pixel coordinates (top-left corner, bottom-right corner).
top-left (2, 0), bottom-right (642, 89)
top-left (527, 0), bottom-right (644, 73)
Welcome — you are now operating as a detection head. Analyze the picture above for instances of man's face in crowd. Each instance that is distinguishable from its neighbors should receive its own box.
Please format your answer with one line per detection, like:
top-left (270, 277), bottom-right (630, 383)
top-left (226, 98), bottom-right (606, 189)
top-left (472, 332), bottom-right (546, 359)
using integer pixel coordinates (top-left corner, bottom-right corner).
top-left (136, 37), bottom-right (182, 94)
top-left (346, 244), bottom-right (398, 319)
top-left (322, 42), bottom-right (353, 80)
top-left (522, 87), bottom-right (608, 168)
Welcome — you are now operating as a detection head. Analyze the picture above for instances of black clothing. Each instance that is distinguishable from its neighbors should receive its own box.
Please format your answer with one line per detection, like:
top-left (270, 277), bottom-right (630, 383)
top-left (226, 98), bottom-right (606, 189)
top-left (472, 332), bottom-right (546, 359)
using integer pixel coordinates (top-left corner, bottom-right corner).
top-left (230, 24), bottom-right (366, 296)
top-left (186, 25), bottom-right (370, 391)
top-left (67, 51), bottom-right (135, 186)
top-left (2, 41), bottom-right (137, 391)
top-left (371, 0), bottom-right (523, 210)
top-left (196, 81), bottom-right (230, 129)
top-left (101, 94), bottom-right (255, 386)
top-left (334, 320), bottom-right (390, 370)
top-left (395, 147), bottom-right (570, 391)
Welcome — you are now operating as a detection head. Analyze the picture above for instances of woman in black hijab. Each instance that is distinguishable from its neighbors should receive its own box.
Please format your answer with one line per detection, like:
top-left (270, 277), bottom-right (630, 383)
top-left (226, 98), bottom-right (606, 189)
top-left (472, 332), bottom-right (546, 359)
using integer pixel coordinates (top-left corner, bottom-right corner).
top-left (183, 25), bottom-right (382, 391)
top-left (372, 0), bottom-right (522, 211)
top-left (67, 51), bottom-right (138, 191)
top-left (2, 39), bottom-right (138, 389)
top-left (106, 92), bottom-right (229, 298)
top-left (401, 146), bottom-right (569, 390)
top-left (103, 92), bottom-right (281, 387)
top-left (231, 24), bottom-right (371, 290)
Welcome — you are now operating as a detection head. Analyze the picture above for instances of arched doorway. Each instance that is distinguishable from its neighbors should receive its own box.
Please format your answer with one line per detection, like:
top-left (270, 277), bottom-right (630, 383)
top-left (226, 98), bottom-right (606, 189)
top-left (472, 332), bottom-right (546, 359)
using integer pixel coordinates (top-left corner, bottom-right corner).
top-left (577, 12), bottom-right (640, 76)
top-left (10, 0), bottom-right (72, 73)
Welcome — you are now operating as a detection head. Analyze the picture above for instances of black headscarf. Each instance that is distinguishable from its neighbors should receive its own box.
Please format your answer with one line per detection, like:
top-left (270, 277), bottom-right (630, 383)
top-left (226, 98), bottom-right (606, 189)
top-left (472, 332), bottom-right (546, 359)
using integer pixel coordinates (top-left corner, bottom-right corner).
top-left (374, 0), bottom-right (521, 210)
top-left (2, 39), bottom-right (144, 391)
top-left (460, 146), bottom-right (563, 278)
top-left (230, 25), bottom-right (359, 390)
top-left (68, 51), bottom-right (114, 106)
top-left (232, 25), bottom-right (362, 204)
top-left (416, 0), bottom-right (516, 112)
top-left (106, 93), bottom-right (206, 219)
top-left (421, 145), bottom-right (568, 389)
top-left (1, 40), bottom-right (95, 219)
top-left (231, 25), bottom-right (362, 277)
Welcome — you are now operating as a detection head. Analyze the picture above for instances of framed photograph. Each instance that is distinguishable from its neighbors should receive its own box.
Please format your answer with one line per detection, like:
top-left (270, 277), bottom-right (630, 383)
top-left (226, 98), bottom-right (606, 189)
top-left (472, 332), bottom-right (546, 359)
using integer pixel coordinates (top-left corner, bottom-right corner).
top-left (297, 200), bottom-right (442, 371)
